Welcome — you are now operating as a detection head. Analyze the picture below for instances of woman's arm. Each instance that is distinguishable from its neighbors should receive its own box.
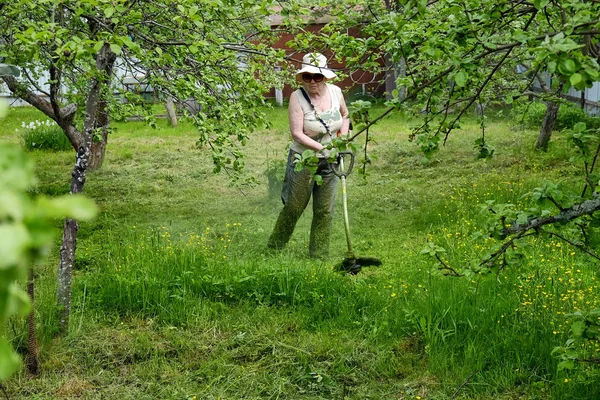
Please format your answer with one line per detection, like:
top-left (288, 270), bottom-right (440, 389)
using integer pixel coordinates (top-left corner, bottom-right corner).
top-left (337, 89), bottom-right (350, 137)
top-left (289, 92), bottom-right (326, 151)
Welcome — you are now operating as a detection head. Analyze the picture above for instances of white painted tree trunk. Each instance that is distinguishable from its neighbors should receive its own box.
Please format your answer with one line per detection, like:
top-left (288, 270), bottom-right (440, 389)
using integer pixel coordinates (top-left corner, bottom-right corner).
top-left (165, 96), bottom-right (178, 127)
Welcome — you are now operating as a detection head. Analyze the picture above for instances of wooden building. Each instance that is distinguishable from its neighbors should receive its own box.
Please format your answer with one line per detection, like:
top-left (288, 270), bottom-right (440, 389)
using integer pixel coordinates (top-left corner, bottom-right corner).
top-left (264, 8), bottom-right (386, 102)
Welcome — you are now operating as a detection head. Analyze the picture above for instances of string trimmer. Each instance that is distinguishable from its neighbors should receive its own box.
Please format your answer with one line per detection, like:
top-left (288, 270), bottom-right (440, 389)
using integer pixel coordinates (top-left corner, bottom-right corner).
top-left (332, 151), bottom-right (382, 275)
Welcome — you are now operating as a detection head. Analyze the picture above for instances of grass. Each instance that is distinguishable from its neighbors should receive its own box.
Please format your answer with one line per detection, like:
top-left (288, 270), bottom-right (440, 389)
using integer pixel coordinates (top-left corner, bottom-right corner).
top-left (2, 104), bottom-right (600, 399)
top-left (19, 119), bottom-right (72, 152)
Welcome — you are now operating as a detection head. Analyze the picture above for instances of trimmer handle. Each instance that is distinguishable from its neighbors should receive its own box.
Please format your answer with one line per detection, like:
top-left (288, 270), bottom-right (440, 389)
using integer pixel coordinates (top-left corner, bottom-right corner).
top-left (331, 151), bottom-right (354, 178)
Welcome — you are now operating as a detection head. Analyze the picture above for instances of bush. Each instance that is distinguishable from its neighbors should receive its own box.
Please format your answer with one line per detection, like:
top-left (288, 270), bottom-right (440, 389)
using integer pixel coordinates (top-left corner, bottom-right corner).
top-left (20, 119), bottom-right (72, 151)
top-left (511, 100), bottom-right (600, 131)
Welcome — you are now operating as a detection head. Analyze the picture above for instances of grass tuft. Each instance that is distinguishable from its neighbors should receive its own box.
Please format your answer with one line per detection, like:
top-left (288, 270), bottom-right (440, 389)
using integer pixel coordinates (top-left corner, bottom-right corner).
top-left (20, 119), bottom-right (72, 152)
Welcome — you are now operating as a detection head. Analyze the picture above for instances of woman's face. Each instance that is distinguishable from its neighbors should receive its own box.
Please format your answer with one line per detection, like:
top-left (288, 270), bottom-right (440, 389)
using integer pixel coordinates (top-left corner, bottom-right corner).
top-left (301, 73), bottom-right (326, 94)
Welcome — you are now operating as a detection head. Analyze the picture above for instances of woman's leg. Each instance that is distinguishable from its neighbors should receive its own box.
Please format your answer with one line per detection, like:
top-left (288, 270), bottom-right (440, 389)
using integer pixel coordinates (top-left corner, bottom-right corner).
top-left (267, 151), bottom-right (313, 250)
top-left (309, 161), bottom-right (338, 258)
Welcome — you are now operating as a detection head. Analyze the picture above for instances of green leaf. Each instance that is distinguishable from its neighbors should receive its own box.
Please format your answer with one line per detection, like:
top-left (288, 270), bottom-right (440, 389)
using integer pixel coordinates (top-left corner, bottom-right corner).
top-left (533, 0), bottom-right (549, 9)
top-left (104, 6), bottom-right (115, 18)
top-left (0, 338), bottom-right (21, 381)
top-left (109, 43), bottom-right (122, 56)
top-left (0, 224), bottom-right (30, 270)
top-left (572, 320), bottom-right (586, 337)
top-left (560, 59), bottom-right (576, 74)
top-left (7, 283), bottom-right (30, 317)
top-left (37, 195), bottom-right (97, 221)
top-left (454, 71), bottom-right (468, 87)
top-left (0, 191), bottom-right (24, 221)
top-left (573, 122), bottom-right (586, 132)
top-left (557, 359), bottom-right (574, 371)
top-left (569, 73), bottom-right (582, 86)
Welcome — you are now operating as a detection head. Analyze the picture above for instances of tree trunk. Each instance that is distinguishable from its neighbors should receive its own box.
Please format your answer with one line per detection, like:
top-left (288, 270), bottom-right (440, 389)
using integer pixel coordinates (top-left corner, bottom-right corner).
top-left (165, 96), bottom-right (178, 127)
top-left (397, 57), bottom-right (407, 101)
top-left (384, 53), bottom-right (396, 100)
top-left (57, 43), bottom-right (115, 335)
top-left (384, 54), bottom-right (406, 101)
top-left (27, 267), bottom-right (39, 376)
top-left (89, 136), bottom-right (107, 171)
top-left (536, 100), bottom-right (560, 151)
top-left (88, 97), bottom-right (110, 171)
top-left (535, 80), bottom-right (564, 151)
top-left (57, 216), bottom-right (79, 334)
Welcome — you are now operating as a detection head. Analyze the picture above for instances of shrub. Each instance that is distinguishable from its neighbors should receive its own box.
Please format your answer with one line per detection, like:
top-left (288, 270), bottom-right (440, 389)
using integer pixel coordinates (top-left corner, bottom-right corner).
top-left (511, 100), bottom-right (600, 131)
top-left (20, 119), bottom-right (72, 151)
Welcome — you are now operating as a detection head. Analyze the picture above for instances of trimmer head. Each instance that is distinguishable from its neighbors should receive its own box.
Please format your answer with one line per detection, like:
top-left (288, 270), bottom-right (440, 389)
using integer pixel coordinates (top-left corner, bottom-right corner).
top-left (336, 256), bottom-right (382, 275)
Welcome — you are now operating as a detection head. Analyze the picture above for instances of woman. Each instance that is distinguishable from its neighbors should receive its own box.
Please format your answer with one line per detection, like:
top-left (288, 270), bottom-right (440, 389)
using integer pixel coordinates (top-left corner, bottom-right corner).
top-left (268, 53), bottom-right (350, 259)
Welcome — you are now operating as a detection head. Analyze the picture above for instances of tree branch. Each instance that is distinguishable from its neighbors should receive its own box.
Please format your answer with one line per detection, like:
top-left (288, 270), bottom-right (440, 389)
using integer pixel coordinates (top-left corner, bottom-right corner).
top-left (2, 75), bottom-right (56, 118)
top-left (2, 74), bottom-right (82, 149)
top-left (543, 228), bottom-right (600, 262)
top-left (502, 197), bottom-right (600, 236)
top-left (481, 231), bottom-right (526, 267)
top-left (49, 63), bottom-right (62, 123)
top-left (582, 140), bottom-right (600, 197)
top-left (436, 254), bottom-right (464, 277)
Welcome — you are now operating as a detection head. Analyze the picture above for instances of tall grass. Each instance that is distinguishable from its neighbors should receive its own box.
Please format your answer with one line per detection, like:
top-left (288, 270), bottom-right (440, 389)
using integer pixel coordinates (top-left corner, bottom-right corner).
top-left (81, 216), bottom-right (600, 397)
top-left (20, 119), bottom-right (72, 151)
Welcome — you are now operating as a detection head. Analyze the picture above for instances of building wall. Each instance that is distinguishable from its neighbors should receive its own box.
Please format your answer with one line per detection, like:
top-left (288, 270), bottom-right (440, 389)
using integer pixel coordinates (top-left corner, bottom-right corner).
top-left (532, 73), bottom-right (600, 116)
top-left (265, 24), bottom-right (386, 101)
top-left (565, 82), bottom-right (600, 116)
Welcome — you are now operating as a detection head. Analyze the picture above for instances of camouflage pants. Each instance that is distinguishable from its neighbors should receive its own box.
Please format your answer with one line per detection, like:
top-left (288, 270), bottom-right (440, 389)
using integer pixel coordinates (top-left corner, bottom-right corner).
top-left (267, 150), bottom-right (338, 258)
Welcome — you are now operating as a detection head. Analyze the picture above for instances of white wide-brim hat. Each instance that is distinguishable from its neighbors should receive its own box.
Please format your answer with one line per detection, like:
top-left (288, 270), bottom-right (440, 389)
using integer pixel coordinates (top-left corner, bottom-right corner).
top-left (296, 53), bottom-right (337, 80)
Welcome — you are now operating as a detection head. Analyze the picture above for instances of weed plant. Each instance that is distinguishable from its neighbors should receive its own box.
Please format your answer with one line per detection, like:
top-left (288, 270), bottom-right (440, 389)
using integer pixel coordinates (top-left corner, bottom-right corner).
top-left (2, 105), bottom-right (600, 399)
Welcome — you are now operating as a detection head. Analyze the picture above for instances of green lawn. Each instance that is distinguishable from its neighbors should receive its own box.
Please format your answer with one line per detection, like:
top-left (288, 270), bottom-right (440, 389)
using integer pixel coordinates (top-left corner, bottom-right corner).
top-left (2, 104), bottom-right (600, 399)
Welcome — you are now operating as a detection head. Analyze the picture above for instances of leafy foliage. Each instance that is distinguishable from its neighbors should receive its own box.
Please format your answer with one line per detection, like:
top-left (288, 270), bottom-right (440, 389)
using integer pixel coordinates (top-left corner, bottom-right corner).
top-left (292, 137), bottom-right (361, 185)
top-left (553, 309), bottom-right (600, 374)
top-left (284, 0), bottom-right (599, 156)
top-left (282, 1), bottom-right (600, 263)
top-left (0, 0), bottom-right (287, 176)
top-left (0, 143), bottom-right (97, 380)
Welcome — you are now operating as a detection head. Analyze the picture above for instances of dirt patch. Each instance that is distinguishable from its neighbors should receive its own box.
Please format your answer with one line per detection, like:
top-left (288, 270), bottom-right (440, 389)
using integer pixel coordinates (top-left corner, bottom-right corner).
top-left (55, 378), bottom-right (93, 398)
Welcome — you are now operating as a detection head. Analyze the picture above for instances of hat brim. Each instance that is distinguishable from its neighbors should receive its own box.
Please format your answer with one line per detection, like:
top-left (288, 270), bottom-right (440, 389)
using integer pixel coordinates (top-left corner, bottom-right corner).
top-left (296, 65), bottom-right (336, 80)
